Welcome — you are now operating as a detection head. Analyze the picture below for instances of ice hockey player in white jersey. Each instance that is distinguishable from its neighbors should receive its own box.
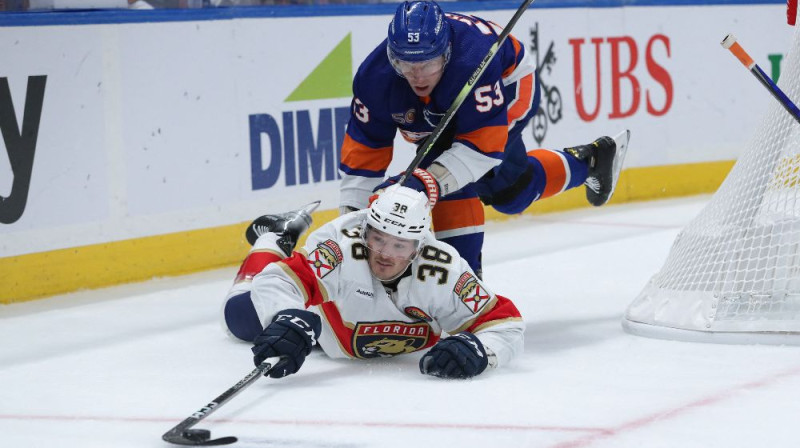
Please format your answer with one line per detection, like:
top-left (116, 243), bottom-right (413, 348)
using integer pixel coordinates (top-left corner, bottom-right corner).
top-left (222, 184), bottom-right (524, 379)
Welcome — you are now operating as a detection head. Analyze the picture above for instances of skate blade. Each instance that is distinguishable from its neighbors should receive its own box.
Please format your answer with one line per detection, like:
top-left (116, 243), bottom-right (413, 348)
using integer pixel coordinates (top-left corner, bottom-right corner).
top-left (608, 129), bottom-right (631, 201)
top-left (296, 200), bottom-right (321, 216)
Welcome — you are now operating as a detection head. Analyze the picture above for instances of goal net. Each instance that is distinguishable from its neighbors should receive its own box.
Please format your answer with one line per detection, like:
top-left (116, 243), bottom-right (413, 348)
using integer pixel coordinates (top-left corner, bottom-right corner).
top-left (623, 5), bottom-right (800, 344)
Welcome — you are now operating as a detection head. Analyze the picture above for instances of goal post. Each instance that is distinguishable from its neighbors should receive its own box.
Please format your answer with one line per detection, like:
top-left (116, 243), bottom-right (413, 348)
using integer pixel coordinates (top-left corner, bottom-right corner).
top-left (623, 7), bottom-right (800, 345)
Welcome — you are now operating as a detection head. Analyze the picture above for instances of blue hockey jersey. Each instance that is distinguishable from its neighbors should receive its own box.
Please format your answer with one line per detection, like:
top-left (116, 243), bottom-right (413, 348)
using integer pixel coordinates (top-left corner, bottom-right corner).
top-left (339, 12), bottom-right (537, 210)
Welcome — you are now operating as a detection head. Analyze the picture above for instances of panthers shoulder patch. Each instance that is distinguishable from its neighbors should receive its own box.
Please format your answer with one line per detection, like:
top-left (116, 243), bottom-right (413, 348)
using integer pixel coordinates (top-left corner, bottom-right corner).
top-left (306, 239), bottom-right (343, 278)
top-left (454, 272), bottom-right (491, 314)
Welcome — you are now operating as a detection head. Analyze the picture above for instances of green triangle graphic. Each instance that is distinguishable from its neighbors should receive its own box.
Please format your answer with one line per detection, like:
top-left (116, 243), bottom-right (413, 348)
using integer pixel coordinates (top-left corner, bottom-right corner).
top-left (285, 33), bottom-right (353, 102)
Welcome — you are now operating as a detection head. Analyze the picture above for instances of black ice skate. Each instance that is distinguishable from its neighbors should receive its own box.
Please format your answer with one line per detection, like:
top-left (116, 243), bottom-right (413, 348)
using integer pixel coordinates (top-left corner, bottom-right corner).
top-left (564, 130), bottom-right (630, 206)
top-left (245, 201), bottom-right (321, 254)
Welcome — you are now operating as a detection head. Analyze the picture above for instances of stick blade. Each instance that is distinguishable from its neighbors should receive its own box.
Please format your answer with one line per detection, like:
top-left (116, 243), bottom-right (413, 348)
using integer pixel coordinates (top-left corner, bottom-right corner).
top-left (162, 428), bottom-right (238, 446)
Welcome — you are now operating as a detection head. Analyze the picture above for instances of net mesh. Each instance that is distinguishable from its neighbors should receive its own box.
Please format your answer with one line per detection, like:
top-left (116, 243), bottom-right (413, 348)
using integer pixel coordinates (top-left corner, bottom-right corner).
top-left (625, 24), bottom-right (800, 337)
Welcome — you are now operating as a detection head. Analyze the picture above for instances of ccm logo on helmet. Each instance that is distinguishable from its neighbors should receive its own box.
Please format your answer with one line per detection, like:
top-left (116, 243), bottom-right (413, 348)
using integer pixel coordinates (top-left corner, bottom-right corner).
top-left (384, 218), bottom-right (407, 227)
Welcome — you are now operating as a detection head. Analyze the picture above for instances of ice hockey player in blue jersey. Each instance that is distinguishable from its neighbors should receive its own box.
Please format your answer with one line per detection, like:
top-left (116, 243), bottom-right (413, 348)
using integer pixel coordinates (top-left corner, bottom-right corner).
top-left (339, 1), bottom-right (630, 277)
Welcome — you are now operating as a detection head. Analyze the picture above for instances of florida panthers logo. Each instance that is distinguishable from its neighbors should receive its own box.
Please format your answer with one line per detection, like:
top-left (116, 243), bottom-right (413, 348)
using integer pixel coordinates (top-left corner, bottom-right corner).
top-left (454, 272), bottom-right (491, 314)
top-left (362, 338), bottom-right (418, 356)
top-left (306, 239), bottom-right (343, 278)
top-left (353, 321), bottom-right (432, 359)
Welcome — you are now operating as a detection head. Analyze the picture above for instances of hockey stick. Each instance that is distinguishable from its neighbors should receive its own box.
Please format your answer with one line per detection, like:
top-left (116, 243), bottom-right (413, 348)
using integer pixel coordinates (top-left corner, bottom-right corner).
top-left (721, 33), bottom-right (800, 124)
top-left (162, 356), bottom-right (280, 446)
top-left (397, 0), bottom-right (536, 186)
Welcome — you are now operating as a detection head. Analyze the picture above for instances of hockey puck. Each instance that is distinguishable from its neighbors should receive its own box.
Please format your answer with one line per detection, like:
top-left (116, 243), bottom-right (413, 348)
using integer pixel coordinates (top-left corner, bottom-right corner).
top-left (183, 428), bottom-right (211, 441)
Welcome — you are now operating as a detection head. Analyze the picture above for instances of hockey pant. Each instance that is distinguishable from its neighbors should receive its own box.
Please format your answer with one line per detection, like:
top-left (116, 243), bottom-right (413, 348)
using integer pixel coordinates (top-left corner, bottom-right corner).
top-left (431, 187), bottom-right (485, 277)
top-left (222, 236), bottom-right (287, 342)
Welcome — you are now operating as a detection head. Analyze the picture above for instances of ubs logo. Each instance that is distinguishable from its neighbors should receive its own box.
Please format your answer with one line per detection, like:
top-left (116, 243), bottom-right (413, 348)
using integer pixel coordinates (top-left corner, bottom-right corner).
top-left (0, 76), bottom-right (46, 224)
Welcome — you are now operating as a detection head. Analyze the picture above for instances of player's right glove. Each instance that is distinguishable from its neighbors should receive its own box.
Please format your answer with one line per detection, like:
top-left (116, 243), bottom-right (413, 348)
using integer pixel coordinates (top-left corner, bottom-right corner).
top-left (419, 332), bottom-right (489, 379)
top-left (252, 309), bottom-right (321, 379)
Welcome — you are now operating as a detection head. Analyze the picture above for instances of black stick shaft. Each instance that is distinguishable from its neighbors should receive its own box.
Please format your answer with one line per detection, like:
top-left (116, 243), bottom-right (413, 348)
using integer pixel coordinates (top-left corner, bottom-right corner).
top-left (398, 0), bottom-right (536, 185)
top-left (162, 357), bottom-right (279, 445)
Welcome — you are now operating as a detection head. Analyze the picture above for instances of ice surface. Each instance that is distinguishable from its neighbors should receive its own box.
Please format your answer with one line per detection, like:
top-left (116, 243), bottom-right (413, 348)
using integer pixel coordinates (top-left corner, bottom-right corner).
top-left (2, 196), bottom-right (800, 448)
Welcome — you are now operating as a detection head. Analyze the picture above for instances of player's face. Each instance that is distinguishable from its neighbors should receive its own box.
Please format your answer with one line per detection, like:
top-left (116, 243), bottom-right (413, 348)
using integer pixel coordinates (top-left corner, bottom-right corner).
top-left (396, 56), bottom-right (445, 97)
top-left (365, 227), bottom-right (419, 281)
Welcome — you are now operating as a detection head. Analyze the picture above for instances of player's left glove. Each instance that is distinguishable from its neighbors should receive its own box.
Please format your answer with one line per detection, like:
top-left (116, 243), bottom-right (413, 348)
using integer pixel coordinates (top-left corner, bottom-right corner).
top-left (419, 332), bottom-right (489, 379)
top-left (372, 168), bottom-right (440, 207)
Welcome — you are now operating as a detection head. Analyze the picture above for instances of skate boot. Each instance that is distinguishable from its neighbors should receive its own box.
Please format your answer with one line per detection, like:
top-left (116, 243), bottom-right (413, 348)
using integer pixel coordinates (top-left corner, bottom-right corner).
top-left (564, 130), bottom-right (630, 206)
top-left (245, 201), bottom-right (321, 254)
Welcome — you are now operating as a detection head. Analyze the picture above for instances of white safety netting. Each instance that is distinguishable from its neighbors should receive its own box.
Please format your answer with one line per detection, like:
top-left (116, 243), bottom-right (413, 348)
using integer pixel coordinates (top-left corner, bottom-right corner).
top-left (624, 22), bottom-right (800, 343)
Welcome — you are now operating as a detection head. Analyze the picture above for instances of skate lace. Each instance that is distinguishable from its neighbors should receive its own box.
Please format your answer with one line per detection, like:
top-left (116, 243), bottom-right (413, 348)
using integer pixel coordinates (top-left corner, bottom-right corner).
top-left (585, 177), bottom-right (602, 194)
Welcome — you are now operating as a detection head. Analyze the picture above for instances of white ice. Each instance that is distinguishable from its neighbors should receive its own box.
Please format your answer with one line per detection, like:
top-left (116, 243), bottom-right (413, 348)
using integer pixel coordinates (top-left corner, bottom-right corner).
top-left (2, 196), bottom-right (800, 448)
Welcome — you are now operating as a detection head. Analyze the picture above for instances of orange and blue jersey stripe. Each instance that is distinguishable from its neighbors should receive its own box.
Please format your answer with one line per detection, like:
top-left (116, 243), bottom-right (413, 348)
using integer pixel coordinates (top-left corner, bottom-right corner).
top-left (340, 134), bottom-right (393, 177)
top-left (507, 72), bottom-right (536, 129)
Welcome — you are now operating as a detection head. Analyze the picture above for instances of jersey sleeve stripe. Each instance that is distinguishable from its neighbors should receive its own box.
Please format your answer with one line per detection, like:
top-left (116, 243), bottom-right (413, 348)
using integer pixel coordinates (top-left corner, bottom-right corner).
top-left (340, 134), bottom-right (394, 175)
top-left (449, 296), bottom-right (497, 334)
top-left (318, 301), bottom-right (357, 358)
top-left (455, 125), bottom-right (508, 155)
top-left (528, 149), bottom-right (570, 199)
top-left (275, 261), bottom-right (312, 305)
top-left (501, 35), bottom-right (524, 78)
top-left (432, 197), bottom-right (485, 233)
top-left (275, 252), bottom-right (330, 307)
top-left (466, 294), bottom-right (523, 333)
top-left (507, 73), bottom-right (535, 127)
top-left (471, 316), bottom-right (524, 333)
top-left (234, 249), bottom-right (286, 284)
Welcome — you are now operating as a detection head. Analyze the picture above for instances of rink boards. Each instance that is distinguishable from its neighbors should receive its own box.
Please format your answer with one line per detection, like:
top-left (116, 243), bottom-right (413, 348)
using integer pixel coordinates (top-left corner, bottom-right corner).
top-left (0, 0), bottom-right (791, 301)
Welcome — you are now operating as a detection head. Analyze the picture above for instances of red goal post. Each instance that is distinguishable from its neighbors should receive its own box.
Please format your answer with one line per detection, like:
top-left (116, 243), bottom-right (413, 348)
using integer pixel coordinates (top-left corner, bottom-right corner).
top-left (791, 0), bottom-right (797, 25)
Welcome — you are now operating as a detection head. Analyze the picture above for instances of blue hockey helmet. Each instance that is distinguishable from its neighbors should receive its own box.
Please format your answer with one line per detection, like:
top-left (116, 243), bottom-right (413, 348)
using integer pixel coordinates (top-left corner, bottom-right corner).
top-left (387, 1), bottom-right (451, 64)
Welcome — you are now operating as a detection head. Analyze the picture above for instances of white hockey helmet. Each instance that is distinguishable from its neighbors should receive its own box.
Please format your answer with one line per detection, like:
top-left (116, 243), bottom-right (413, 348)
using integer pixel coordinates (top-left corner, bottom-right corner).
top-left (366, 184), bottom-right (432, 243)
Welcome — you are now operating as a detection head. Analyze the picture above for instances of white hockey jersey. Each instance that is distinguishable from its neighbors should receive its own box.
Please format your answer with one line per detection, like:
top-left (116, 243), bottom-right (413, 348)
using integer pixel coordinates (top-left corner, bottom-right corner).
top-left (239, 210), bottom-right (524, 368)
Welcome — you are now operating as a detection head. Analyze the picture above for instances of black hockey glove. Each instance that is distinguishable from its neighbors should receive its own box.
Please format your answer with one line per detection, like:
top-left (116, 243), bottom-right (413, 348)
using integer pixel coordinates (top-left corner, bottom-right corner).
top-left (419, 332), bottom-right (489, 379)
top-left (252, 309), bottom-right (321, 378)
